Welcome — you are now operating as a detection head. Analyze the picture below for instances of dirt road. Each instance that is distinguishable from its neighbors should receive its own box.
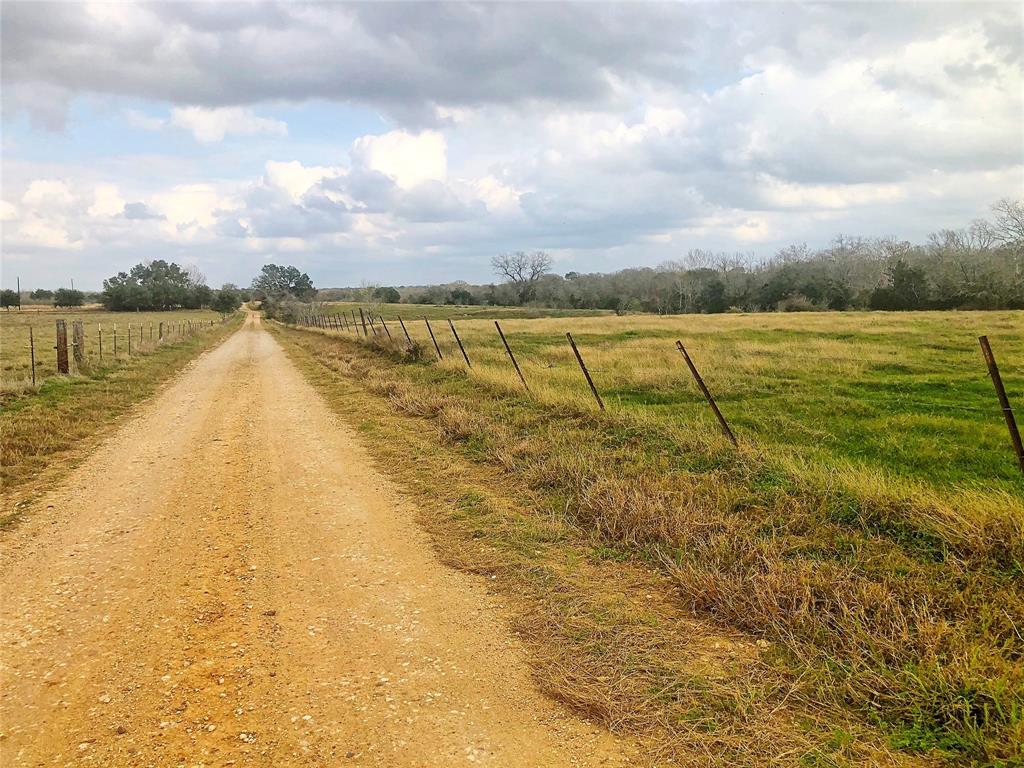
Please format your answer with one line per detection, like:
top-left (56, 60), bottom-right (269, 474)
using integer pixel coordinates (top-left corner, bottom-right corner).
top-left (1, 315), bottom-right (637, 766)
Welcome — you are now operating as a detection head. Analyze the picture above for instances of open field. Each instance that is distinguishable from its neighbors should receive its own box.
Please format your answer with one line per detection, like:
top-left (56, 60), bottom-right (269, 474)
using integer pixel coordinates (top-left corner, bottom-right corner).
top-left (311, 308), bottom-right (1023, 492)
top-left (0, 308), bottom-right (223, 388)
top-left (271, 309), bottom-right (1024, 765)
top-left (324, 300), bottom-right (613, 321)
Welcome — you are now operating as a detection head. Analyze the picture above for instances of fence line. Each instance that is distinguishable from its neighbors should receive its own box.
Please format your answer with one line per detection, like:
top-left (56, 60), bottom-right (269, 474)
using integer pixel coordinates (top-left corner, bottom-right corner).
top-left (291, 308), bottom-right (1023, 472)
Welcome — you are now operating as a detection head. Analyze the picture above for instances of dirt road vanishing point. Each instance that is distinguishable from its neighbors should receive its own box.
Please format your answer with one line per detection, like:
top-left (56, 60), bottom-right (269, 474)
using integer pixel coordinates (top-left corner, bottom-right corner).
top-left (1, 314), bottom-right (639, 766)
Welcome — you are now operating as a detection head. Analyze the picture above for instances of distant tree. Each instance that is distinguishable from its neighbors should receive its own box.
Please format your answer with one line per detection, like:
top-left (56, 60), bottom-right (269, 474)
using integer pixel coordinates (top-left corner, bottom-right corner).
top-left (1, 289), bottom-right (19, 310)
top-left (870, 259), bottom-right (930, 310)
top-left (372, 286), bottom-right (401, 303)
top-left (251, 264), bottom-right (316, 300)
top-left (102, 260), bottom-right (208, 311)
top-left (985, 198), bottom-right (1024, 248)
top-left (53, 288), bottom-right (85, 307)
top-left (212, 286), bottom-right (242, 314)
top-left (491, 251), bottom-right (552, 305)
top-left (448, 287), bottom-right (474, 305)
top-left (30, 289), bottom-right (54, 301)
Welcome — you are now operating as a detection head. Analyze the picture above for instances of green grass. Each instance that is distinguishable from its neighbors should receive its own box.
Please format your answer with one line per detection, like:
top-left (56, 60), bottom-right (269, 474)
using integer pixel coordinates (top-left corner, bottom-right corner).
top-left (271, 308), bottom-right (1024, 765)
top-left (323, 299), bottom-right (613, 321)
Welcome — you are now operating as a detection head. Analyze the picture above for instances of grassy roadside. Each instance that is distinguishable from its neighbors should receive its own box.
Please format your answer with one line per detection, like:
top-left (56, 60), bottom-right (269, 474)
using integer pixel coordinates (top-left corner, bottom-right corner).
top-left (271, 321), bottom-right (1021, 767)
top-left (0, 315), bottom-right (243, 527)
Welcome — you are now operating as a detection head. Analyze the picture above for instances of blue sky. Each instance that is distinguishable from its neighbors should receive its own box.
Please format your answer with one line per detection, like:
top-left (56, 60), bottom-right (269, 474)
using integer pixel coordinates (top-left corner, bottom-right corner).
top-left (2, 2), bottom-right (1021, 291)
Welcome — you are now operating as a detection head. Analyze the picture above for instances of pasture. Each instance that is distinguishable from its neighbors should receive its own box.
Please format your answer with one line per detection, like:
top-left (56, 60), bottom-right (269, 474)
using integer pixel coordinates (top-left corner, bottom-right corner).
top-left (0, 308), bottom-right (222, 390)
top-left (318, 307), bottom-right (1024, 493)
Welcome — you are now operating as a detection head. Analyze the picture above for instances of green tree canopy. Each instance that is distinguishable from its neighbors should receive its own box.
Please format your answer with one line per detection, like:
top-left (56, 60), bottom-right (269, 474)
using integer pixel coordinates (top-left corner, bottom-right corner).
top-left (53, 288), bottom-right (85, 307)
top-left (251, 264), bottom-right (316, 300)
top-left (372, 286), bottom-right (401, 303)
top-left (102, 260), bottom-right (210, 311)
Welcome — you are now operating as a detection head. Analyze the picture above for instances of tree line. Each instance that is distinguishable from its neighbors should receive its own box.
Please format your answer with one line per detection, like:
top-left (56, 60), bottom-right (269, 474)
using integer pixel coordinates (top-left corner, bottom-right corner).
top-left (327, 199), bottom-right (1023, 313)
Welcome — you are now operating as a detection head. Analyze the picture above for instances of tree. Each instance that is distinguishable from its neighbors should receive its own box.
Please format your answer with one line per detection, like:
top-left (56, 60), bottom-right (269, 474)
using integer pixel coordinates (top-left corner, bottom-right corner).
top-left (212, 287), bottom-right (242, 314)
top-left (251, 264), bottom-right (316, 300)
top-left (372, 286), bottom-right (401, 303)
top-left (491, 251), bottom-right (552, 305)
top-left (102, 260), bottom-right (209, 311)
top-left (1, 289), bottom-right (19, 310)
top-left (54, 288), bottom-right (85, 307)
top-left (30, 289), bottom-right (54, 301)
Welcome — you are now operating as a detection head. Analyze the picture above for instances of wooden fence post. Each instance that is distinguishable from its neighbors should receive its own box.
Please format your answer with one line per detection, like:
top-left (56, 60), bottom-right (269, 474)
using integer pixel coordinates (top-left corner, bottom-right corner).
top-left (98, 325), bottom-right (103, 362)
top-left (979, 335), bottom-right (1024, 473)
top-left (675, 340), bottom-right (738, 446)
top-left (424, 317), bottom-right (443, 359)
top-left (565, 332), bottom-right (603, 410)
top-left (72, 320), bottom-right (85, 370)
top-left (159, 321), bottom-right (164, 341)
top-left (113, 324), bottom-right (118, 357)
top-left (128, 324), bottom-right (132, 356)
top-left (55, 320), bottom-right (69, 374)
top-left (495, 321), bottom-right (529, 393)
top-left (448, 319), bottom-right (471, 367)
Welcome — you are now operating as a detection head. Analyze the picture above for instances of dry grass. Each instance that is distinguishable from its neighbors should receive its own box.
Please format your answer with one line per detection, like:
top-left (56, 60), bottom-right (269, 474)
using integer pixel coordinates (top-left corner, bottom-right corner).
top-left (272, 312), bottom-right (1023, 766)
top-left (0, 308), bottom-right (223, 387)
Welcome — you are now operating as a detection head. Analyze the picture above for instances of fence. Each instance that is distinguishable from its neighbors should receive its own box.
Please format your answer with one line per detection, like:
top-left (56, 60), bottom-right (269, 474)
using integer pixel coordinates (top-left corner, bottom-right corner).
top-left (291, 308), bottom-right (1024, 475)
top-left (12, 317), bottom-right (227, 392)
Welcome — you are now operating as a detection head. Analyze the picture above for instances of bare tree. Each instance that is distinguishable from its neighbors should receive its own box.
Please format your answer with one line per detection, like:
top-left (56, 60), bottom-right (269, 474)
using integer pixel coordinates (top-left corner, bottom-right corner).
top-left (986, 198), bottom-right (1024, 247)
top-left (491, 251), bottom-right (552, 305)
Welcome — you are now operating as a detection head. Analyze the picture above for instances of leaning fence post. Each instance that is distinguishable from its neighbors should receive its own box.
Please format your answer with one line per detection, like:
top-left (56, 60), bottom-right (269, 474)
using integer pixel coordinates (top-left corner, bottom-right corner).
top-left (367, 315), bottom-right (379, 336)
top-left (979, 335), bottom-right (1024, 473)
top-left (565, 332), bottom-right (603, 410)
top-left (495, 321), bottom-right (529, 393)
top-left (378, 315), bottom-right (393, 340)
top-left (72, 320), bottom-right (85, 370)
top-left (448, 319), bottom-right (471, 367)
top-left (424, 317), bottom-right (443, 359)
top-left (398, 315), bottom-right (413, 347)
top-left (359, 308), bottom-right (368, 336)
top-left (55, 320), bottom-right (69, 374)
top-left (29, 326), bottom-right (36, 385)
top-left (351, 309), bottom-right (358, 332)
top-left (675, 340), bottom-right (738, 446)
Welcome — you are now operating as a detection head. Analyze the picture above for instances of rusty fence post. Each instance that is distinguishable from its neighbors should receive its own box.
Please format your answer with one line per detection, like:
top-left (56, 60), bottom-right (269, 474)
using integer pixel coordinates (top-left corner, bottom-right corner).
top-left (128, 324), bottom-right (133, 356)
top-left (139, 323), bottom-right (143, 345)
top-left (29, 326), bottom-right (36, 386)
top-left (398, 315), bottom-right (413, 347)
top-left (351, 310), bottom-right (358, 332)
top-left (55, 320), bottom-right (69, 374)
top-left (359, 308), bottom-right (368, 336)
top-left (114, 324), bottom-right (118, 357)
top-left (448, 319), bottom-right (471, 367)
top-left (98, 325), bottom-right (103, 362)
top-left (565, 332), bottom-right (603, 410)
top-left (72, 320), bottom-right (85, 370)
top-left (367, 315), bottom-right (379, 336)
top-left (675, 340), bottom-right (738, 446)
top-left (495, 321), bottom-right (529, 393)
top-left (424, 317), bottom-right (443, 359)
top-left (979, 335), bottom-right (1024, 473)
top-left (379, 315), bottom-right (393, 340)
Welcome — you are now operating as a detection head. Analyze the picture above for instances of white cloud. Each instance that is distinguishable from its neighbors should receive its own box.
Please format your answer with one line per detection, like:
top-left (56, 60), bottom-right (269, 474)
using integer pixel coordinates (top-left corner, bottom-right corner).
top-left (169, 107), bottom-right (287, 143)
top-left (351, 130), bottom-right (447, 189)
top-left (88, 184), bottom-right (126, 217)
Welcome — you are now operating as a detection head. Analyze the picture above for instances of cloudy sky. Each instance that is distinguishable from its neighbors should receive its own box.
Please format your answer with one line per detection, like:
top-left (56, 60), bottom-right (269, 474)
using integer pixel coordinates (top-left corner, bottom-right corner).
top-left (2, 2), bottom-right (1021, 290)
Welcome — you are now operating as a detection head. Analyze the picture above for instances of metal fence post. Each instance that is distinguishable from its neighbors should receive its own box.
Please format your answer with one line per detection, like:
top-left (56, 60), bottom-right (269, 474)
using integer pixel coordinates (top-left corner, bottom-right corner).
top-left (424, 317), bottom-right (443, 359)
top-left (565, 332), bottom-right (603, 410)
top-left (979, 335), bottom-right (1024, 473)
top-left (675, 340), bottom-right (738, 446)
top-left (448, 319), bottom-right (471, 367)
top-left (495, 321), bottom-right (529, 393)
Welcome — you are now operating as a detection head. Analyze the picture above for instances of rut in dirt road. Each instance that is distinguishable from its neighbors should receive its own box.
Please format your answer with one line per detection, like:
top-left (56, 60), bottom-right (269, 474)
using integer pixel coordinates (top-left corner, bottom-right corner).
top-left (0, 315), bottom-right (640, 767)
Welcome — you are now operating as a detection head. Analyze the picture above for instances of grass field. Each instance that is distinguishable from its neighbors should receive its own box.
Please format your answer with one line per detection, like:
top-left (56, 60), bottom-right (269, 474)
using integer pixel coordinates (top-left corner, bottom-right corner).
top-left (273, 308), bottom-right (1024, 765)
top-left (324, 300), bottom-right (612, 321)
top-left (0, 308), bottom-right (222, 391)
top-left (318, 307), bottom-right (1023, 492)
